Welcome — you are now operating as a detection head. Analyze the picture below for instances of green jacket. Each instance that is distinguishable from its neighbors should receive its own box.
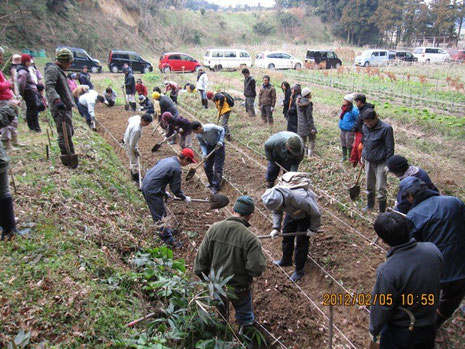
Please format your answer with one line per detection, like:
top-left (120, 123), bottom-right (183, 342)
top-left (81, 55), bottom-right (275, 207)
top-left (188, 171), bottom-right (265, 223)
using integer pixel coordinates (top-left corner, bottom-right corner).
top-left (194, 217), bottom-right (267, 291)
top-left (264, 131), bottom-right (304, 169)
top-left (0, 106), bottom-right (15, 173)
top-left (44, 63), bottom-right (74, 112)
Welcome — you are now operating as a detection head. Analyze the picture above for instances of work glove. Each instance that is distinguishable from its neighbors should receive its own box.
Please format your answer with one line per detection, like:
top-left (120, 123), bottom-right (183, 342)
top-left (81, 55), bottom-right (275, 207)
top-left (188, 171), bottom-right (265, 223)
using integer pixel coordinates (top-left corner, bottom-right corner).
top-left (270, 229), bottom-right (280, 239)
top-left (134, 149), bottom-right (140, 157)
top-left (184, 196), bottom-right (192, 204)
top-left (270, 107), bottom-right (274, 112)
top-left (306, 229), bottom-right (318, 237)
top-left (369, 332), bottom-right (378, 344)
top-left (217, 142), bottom-right (223, 148)
top-left (54, 100), bottom-right (66, 110)
top-left (383, 165), bottom-right (389, 175)
top-left (178, 128), bottom-right (184, 134)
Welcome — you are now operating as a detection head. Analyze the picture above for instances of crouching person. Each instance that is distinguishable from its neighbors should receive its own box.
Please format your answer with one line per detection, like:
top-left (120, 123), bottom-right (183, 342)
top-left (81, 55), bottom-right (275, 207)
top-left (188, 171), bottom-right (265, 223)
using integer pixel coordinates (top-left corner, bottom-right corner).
top-left (194, 196), bottom-right (266, 328)
top-left (141, 149), bottom-right (195, 247)
top-left (123, 113), bottom-right (153, 182)
top-left (261, 172), bottom-right (321, 281)
top-left (369, 212), bottom-right (443, 348)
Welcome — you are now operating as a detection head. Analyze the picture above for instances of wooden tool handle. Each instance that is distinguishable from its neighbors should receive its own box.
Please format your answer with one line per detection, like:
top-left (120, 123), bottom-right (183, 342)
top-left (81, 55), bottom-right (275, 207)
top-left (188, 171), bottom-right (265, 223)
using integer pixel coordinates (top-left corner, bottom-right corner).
top-left (355, 163), bottom-right (364, 185)
top-left (194, 144), bottom-right (220, 169)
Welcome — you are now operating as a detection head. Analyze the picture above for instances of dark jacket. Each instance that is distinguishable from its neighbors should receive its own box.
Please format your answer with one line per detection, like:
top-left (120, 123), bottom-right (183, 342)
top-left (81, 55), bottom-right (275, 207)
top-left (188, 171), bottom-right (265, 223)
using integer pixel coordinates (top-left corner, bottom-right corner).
top-left (354, 102), bottom-right (375, 133)
top-left (16, 65), bottom-right (38, 95)
top-left (78, 72), bottom-right (94, 90)
top-left (395, 166), bottom-right (438, 214)
top-left (124, 72), bottom-right (136, 95)
top-left (264, 131), bottom-right (304, 170)
top-left (282, 88), bottom-right (291, 116)
top-left (166, 115), bottom-right (191, 137)
top-left (370, 239), bottom-right (443, 337)
top-left (406, 189), bottom-right (465, 283)
top-left (44, 63), bottom-right (74, 112)
top-left (258, 84), bottom-right (276, 107)
top-left (194, 217), bottom-right (266, 291)
top-left (141, 156), bottom-right (186, 200)
top-left (159, 95), bottom-right (178, 116)
top-left (140, 98), bottom-right (154, 115)
top-left (296, 96), bottom-right (315, 137)
top-left (362, 119), bottom-right (394, 163)
top-left (286, 92), bottom-right (300, 133)
top-left (0, 106), bottom-right (15, 173)
top-left (244, 76), bottom-right (256, 98)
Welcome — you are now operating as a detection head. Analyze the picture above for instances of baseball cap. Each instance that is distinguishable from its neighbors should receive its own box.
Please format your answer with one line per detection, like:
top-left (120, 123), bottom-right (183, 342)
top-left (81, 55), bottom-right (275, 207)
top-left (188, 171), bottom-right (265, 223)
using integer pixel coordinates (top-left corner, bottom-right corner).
top-left (181, 148), bottom-right (196, 163)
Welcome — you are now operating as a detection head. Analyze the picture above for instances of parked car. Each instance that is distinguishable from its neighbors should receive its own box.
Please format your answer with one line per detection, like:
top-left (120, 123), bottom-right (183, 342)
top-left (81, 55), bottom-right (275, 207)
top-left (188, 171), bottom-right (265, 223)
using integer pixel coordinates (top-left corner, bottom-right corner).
top-left (305, 50), bottom-right (342, 69)
top-left (255, 51), bottom-right (302, 70)
top-left (158, 52), bottom-right (201, 73)
top-left (448, 49), bottom-right (465, 62)
top-left (412, 47), bottom-right (450, 63)
top-left (56, 46), bottom-right (102, 73)
top-left (203, 49), bottom-right (252, 71)
top-left (108, 50), bottom-right (153, 74)
top-left (354, 49), bottom-right (390, 67)
top-left (394, 51), bottom-right (418, 62)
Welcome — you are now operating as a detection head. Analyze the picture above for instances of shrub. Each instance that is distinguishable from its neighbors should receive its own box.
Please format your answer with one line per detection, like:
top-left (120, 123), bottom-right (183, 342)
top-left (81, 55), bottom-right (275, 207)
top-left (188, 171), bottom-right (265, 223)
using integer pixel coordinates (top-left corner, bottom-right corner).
top-left (253, 21), bottom-right (275, 36)
top-left (200, 8), bottom-right (205, 15)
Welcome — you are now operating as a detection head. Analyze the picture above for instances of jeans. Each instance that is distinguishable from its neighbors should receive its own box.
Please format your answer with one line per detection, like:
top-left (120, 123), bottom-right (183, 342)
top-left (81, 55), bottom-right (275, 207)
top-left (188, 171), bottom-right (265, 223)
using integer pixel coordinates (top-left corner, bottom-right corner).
top-left (221, 111), bottom-right (230, 136)
top-left (245, 96), bottom-right (255, 117)
top-left (379, 324), bottom-right (436, 349)
top-left (78, 103), bottom-right (92, 126)
top-left (23, 89), bottom-right (40, 131)
top-left (219, 289), bottom-right (255, 326)
top-left (266, 159), bottom-right (297, 184)
top-left (437, 277), bottom-right (465, 326)
top-left (365, 160), bottom-right (387, 201)
top-left (199, 89), bottom-right (206, 99)
top-left (52, 109), bottom-right (75, 155)
top-left (142, 191), bottom-right (174, 241)
top-left (282, 215), bottom-right (311, 270)
top-left (179, 133), bottom-right (192, 148)
top-left (170, 92), bottom-right (178, 104)
top-left (204, 143), bottom-right (225, 191)
top-left (260, 105), bottom-right (273, 124)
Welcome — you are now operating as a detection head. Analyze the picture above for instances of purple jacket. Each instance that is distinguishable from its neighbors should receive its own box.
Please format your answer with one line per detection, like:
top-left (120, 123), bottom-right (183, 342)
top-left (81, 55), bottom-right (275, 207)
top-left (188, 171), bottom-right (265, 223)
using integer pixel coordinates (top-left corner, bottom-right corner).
top-left (16, 65), bottom-right (38, 95)
top-left (166, 115), bottom-right (191, 137)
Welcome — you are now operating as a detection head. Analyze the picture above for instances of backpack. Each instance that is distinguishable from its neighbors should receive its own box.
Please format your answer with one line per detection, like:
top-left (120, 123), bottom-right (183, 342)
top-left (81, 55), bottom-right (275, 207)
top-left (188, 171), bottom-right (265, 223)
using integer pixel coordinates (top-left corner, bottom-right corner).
top-left (276, 172), bottom-right (311, 190)
top-left (221, 92), bottom-right (235, 107)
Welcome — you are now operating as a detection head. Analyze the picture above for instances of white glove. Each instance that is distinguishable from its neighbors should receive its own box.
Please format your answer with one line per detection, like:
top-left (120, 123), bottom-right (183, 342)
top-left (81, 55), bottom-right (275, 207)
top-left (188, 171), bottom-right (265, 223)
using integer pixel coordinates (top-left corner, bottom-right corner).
top-left (306, 229), bottom-right (317, 237)
top-left (270, 229), bottom-right (280, 239)
top-left (104, 100), bottom-right (109, 105)
top-left (134, 149), bottom-right (140, 157)
top-left (217, 142), bottom-right (223, 147)
top-left (178, 128), bottom-right (184, 133)
top-left (270, 107), bottom-right (274, 112)
top-left (184, 196), bottom-right (192, 203)
top-left (383, 165), bottom-right (389, 175)
top-left (165, 192), bottom-right (172, 198)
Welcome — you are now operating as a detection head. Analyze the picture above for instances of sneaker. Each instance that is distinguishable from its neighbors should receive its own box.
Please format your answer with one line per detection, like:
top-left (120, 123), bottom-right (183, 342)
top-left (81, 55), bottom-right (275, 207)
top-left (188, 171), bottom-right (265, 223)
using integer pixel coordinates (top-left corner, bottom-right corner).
top-left (273, 259), bottom-right (292, 267)
top-left (290, 269), bottom-right (304, 282)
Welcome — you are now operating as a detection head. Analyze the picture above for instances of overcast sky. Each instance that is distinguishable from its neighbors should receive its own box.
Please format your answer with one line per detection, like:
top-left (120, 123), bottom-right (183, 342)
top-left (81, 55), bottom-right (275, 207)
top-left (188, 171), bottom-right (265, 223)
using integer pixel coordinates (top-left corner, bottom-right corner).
top-left (207, 0), bottom-right (275, 7)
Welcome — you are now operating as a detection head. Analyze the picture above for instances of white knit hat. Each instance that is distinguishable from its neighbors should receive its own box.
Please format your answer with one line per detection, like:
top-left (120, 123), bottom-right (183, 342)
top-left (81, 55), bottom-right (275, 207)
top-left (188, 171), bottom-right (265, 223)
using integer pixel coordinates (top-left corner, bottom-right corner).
top-left (301, 87), bottom-right (312, 97)
top-left (344, 93), bottom-right (354, 102)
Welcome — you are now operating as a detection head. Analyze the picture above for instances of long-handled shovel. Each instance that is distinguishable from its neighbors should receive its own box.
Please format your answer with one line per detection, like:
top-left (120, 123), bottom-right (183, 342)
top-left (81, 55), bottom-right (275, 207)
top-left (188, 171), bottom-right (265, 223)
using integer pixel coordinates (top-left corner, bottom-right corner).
top-left (151, 122), bottom-right (162, 136)
top-left (137, 156), bottom-right (143, 190)
top-left (257, 230), bottom-right (322, 239)
top-left (171, 193), bottom-right (229, 210)
top-left (349, 164), bottom-right (364, 201)
top-left (185, 144), bottom-right (220, 181)
top-left (151, 132), bottom-right (177, 152)
top-left (60, 121), bottom-right (78, 168)
top-left (121, 86), bottom-right (129, 111)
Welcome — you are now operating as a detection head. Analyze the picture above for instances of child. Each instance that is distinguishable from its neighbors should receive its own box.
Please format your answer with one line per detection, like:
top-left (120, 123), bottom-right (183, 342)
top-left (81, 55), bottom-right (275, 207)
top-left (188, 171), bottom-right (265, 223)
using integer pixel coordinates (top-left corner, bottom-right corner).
top-left (103, 87), bottom-right (116, 107)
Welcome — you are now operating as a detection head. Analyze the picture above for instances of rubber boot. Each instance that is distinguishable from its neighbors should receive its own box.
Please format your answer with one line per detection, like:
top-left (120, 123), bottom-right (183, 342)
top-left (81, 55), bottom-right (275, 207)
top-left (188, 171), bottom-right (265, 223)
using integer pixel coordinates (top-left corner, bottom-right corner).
top-left (2, 140), bottom-right (16, 151)
top-left (266, 181), bottom-right (274, 189)
top-left (341, 147), bottom-right (347, 162)
top-left (363, 193), bottom-right (375, 213)
top-left (11, 135), bottom-right (25, 147)
top-left (347, 147), bottom-right (352, 161)
top-left (130, 102), bottom-right (137, 112)
top-left (273, 259), bottom-right (292, 267)
top-left (0, 196), bottom-right (16, 241)
top-left (131, 171), bottom-right (139, 183)
top-left (378, 199), bottom-right (387, 213)
top-left (203, 99), bottom-right (208, 109)
top-left (290, 269), bottom-right (304, 282)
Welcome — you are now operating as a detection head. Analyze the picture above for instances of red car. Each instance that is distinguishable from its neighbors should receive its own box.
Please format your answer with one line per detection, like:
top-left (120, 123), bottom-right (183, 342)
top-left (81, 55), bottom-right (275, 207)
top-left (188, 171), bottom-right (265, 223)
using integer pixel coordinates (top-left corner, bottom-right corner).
top-left (158, 52), bottom-right (201, 73)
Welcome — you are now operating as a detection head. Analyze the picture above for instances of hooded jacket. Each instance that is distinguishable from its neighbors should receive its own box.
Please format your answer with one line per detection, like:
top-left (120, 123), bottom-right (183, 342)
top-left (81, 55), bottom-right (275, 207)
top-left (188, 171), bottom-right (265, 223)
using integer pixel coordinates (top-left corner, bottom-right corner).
top-left (16, 65), bottom-right (38, 95)
top-left (165, 114), bottom-right (191, 138)
top-left (124, 71), bottom-right (136, 95)
top-left (338, 104), bottom-right (359, 131)
top-left (296, 96), bottom-right (315, 137)
top-left (258, 83), bottom-right (276, 107)
top-left (243, 75), bottom-right (256, 97)
top-left (142, 156), bottom-right (186, 200)
top-left (406, 188), bottom-right (465, 283)
top-left (213, 93), bottom-right (231, 116)
top-left (0, 71), bottom-right (14, 101)
top-left (362, 119), bottom-right (394, 163)
top-left (264, 131), bottom-right (304, 169)
top-left (263, 187), bottom-right (321, 231)
top-left (45, 63), bottom-right (74, 112)
top-left (0, 106), bottom-right (15, 173)
top-left (194, 217), bottom-right (266, 291)
top-left (159, 95), bottom-right (178, 116)
top-left (123, 115), bottom-right (143, 150)
top-left (195, 124), bottom-right (225, 156)
top-left (78, 72), bottom-right (94, 90)
top-left (354, 102), bottom-right (375, 133)
top-left (369, 239), bottom-right (443, 337)
top-left (196, 71), bottom-right (208, 91)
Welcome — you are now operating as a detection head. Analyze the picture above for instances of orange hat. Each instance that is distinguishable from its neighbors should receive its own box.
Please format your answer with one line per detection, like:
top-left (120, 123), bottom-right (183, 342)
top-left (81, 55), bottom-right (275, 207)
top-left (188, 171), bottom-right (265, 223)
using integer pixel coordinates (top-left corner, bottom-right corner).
top-left (181, 148), bottom-right (196, 163)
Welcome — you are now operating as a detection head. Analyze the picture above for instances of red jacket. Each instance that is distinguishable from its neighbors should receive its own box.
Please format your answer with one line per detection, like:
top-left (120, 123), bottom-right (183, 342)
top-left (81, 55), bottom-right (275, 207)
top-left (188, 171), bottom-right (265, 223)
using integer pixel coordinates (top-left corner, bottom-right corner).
top-left (0, 71), bottom-right (14, 101)
top-left (135, 83), bottom-right (148, 96)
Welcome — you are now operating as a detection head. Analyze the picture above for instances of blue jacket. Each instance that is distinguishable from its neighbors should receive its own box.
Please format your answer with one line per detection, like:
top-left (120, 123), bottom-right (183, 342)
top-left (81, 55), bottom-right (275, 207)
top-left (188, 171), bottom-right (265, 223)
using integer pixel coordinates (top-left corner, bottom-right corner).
top-left (406, 190), bottom-right (465, 283)
top-left (141, 157), bottom-right (186, 200)
top-left (338, 106), bottom-right (359, 131)
top-left (370, 239), bottom-right (442, 337)
top-left (395, 166), bottom-right (438, 214)
top-left (195, 124), bottom-right (225, 156)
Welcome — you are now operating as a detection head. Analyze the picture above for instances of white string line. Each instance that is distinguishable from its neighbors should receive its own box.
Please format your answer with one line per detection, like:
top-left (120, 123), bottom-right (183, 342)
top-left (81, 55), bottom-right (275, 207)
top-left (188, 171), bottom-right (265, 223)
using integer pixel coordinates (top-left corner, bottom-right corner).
top-left (178, 104), bottom-right (383, 251)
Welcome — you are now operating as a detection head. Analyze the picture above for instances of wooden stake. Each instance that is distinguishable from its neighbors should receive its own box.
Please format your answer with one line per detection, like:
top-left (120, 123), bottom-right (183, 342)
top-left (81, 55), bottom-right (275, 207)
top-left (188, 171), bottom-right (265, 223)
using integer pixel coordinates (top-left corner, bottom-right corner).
top-left (328, 304), bottom-right (334, 349)
top-left (9, 169), bottom-right (17, 194)
top-left (46, 145), bottom-right (49, 161)
top-left (46, 129), bottom-right (52, 148)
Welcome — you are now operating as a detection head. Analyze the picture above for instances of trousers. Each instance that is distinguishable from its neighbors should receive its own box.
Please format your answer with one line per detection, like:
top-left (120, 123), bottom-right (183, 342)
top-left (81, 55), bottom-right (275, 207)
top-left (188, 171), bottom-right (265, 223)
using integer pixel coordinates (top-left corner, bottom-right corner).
top-left (379, 324), bottom-right (436, 349)
top-left (365, 160), bottom-right (387, 201)
top-left (204, 143), bottom-right (225, 191)
top-left (245, 96), bottom-right (255, 117)
top-left (282, 215), bottom-right (311, 271)
top-left (52, 109), bottom-right (75, 155)
top-left (437, 277), bottom-right (465, 326)
top-left (260, 105), bottom-right (273, 124)
top-left (219, 289), bottom-right (255, 326)
top-left (125, 144), bottom-right (139, 175)
top-left (23, 89), bottom-right (40, 131)
top-left (221, 111), bottom-right (230, 136)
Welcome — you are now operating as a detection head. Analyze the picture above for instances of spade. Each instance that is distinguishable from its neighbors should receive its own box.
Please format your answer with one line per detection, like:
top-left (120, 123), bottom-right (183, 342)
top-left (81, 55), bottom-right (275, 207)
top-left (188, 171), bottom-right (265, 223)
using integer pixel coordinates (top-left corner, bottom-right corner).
top-left (121, 86), bottom-right (129, 111)
top-left (151, 132), bottom-right (177, 152)
top-left (185, 144), bottom-right (220, 181)
top-left (171, 193), bottom-right (229, 210)
top-left (349, 164), bottom-right (364, 201)
top-left (60, 121), bottom-right (79, 169)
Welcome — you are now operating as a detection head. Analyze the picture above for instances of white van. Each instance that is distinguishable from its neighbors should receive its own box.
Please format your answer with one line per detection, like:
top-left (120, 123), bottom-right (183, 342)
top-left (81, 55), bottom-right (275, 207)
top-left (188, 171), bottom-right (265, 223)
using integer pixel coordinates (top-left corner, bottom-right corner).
top-left (204, 49), bottom-right (253, 71)
top-left (413, 47), bottom-right (450, 63)
top-left (255, 51), bottom-right (303, 70)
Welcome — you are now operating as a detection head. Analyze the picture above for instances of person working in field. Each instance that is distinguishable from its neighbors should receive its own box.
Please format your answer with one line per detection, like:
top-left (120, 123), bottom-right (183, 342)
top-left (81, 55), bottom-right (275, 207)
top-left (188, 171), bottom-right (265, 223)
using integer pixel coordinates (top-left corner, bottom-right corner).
top-left (264, 131), bottom-right (305, 188)
top-left (194, 196), bottom-right (266, 329)
top-left (141, 149), bottom-right (195, 247)
top-left (123, 113), bottom-right (153, 183)
top-left (261, 172), bottom-right (321, 281)
top-left (162, 112), bottom-right (192, 149)
top-left (207, 91), bottom-right (233, 142)
top-left (164, 80), bottom-right (179, 104)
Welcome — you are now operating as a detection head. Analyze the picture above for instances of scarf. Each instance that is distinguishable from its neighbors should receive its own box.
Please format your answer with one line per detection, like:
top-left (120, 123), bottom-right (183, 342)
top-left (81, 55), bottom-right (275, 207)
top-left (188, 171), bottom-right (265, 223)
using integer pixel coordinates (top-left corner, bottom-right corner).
top-left (340, 103), bottom-right (352, 120)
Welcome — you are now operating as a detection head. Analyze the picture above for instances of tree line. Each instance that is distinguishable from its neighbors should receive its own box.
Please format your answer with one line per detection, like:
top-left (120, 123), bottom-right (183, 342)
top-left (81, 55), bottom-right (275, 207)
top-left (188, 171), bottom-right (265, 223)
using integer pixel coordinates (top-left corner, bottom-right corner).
top-left (277, 0), bottom-right (465, 46)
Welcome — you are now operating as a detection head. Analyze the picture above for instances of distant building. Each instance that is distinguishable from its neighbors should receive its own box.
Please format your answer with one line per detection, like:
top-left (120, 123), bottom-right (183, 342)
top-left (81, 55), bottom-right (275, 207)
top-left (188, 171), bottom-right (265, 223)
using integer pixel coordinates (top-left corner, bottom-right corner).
top-left (414, 35), bottom-right (456, 48)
